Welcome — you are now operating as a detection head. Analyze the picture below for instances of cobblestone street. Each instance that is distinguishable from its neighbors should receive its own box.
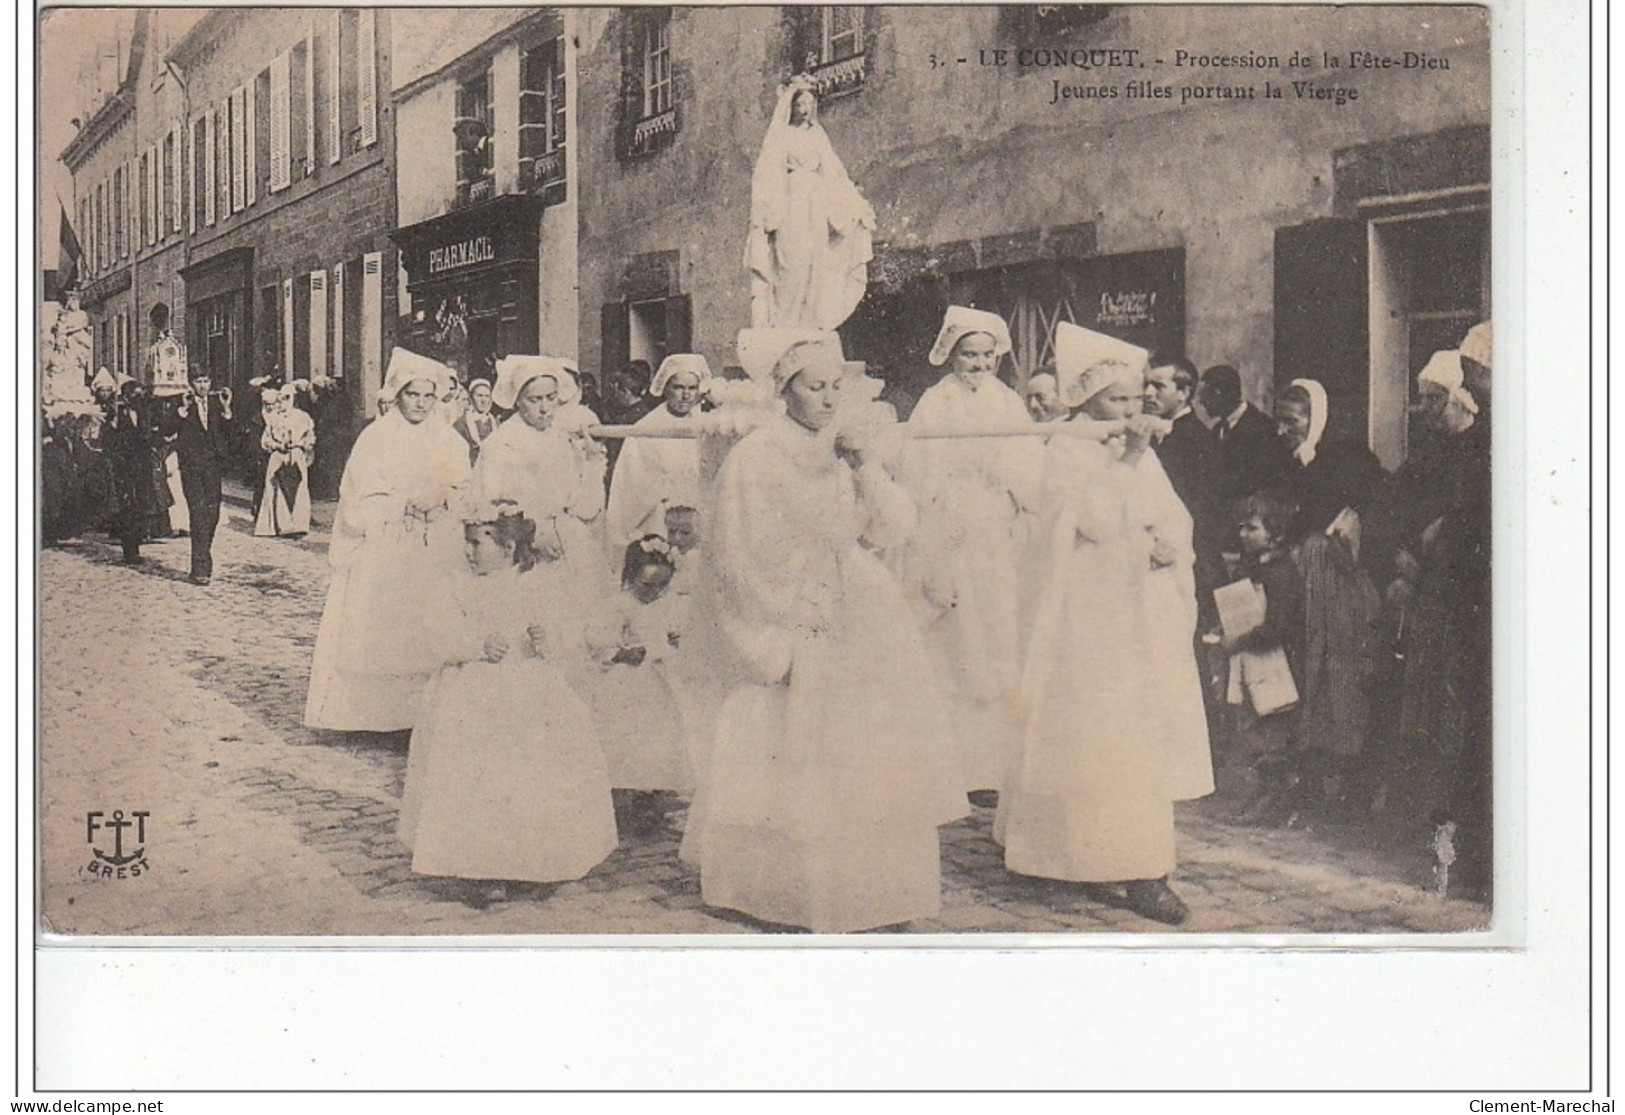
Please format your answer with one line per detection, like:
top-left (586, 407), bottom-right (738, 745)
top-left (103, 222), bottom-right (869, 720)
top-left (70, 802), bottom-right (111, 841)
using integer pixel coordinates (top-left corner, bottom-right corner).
top-left (39, 498), bottom-right (1491, 938)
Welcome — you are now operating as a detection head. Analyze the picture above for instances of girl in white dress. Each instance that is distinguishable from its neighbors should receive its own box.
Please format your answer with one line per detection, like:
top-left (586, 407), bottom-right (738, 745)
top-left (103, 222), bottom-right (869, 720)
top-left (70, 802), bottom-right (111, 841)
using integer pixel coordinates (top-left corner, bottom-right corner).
top-left (685, 329), bottom-right (965, 933)
top-left (304, 350), bottom-right (472, 732)
top-left (604, 354), bottom-right (710, 549)
top-left (475, 356), bottom-right (610, 600)
top-left (584, 535), bottom-right (694, 796)
top-left (398, 504), bottom-right (618, 893)
top-left (998, 323), bottom-right (1201, 926)
top-left (902, 306), bottom-right (1044, 795)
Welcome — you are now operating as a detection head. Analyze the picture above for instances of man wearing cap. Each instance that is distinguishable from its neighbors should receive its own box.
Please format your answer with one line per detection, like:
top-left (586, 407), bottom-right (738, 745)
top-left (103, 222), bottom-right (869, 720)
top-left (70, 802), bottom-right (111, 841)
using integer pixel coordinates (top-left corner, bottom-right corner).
top-left (163, 366), bottom-right (234, 584)
top-left (901, 306), bottom-right (1042, 799)
top-left (605, 353), bottom-right (711, 548)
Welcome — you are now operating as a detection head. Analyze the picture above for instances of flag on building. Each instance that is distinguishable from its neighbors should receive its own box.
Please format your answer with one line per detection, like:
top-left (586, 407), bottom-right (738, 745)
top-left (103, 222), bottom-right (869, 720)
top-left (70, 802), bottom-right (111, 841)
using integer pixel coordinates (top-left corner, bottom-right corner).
top-left (57, 204), bottom-right (84, 295)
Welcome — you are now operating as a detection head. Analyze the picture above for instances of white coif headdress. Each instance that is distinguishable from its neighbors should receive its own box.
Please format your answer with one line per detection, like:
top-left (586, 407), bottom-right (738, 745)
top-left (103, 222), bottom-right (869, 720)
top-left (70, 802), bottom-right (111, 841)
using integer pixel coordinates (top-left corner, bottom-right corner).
top-left (736, 328), bottom-right (845, 393)
top-left (493, 355), bottom-right (578, 411)
top-left (380, 348), bottom-right (457, 404)
top-left (928, 305), bottom-right (1014, 367)
top-left (650, 353), bottom-right (714, 397)
top-left (1417, 349), bottom-right (1480, 416)
top-left (1053, 321), bottom-right (1149, 409)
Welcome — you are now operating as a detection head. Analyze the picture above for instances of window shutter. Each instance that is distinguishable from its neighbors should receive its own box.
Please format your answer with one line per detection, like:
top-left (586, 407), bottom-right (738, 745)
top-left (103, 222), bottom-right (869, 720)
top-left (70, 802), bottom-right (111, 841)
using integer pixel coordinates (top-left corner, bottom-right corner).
top-left (304, 28), bottom-right (316, 176)
top-left (185, 123), bottom-right (196, 234)
top-left (149, 145), bottom-right (160, 241)
top-left (1273, 218), bottom-right (1369, 447)
top-left (309, 270), bottom-right (328, 378)
top-left (204, 112), bottom-right (217, 225)
top-left (270, 53), bottom-right (291, 192)
top-left (360, 253), bottom-right (384, 413)
top-left (230, 89), bottom-right (246, 212)
top-left (173, 125), bottom-right (184, 232)
top-left (552, 40), bottom-right (567, 148)
top-left (328, 11), bottom-right (342, 164)
top-left (330, 264), bottom-right (345, 378)
top-left (245, 82), bottom-right (257, 205)
top-left (601, 302), bottom-right (630, 381)
top-left (358, 10), bottom-right (378, 148)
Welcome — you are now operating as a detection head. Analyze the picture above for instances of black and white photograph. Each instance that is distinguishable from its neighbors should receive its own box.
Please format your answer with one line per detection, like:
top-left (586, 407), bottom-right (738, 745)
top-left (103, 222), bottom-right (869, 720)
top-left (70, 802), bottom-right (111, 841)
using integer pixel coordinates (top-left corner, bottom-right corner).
top-left (34, 3), bottom-right (1505, 943)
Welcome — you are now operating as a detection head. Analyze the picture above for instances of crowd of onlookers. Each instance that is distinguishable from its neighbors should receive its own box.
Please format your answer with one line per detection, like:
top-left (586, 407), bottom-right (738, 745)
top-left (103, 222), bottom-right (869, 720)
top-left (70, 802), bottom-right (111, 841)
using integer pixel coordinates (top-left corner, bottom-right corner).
top-left (1128, 326), bottom-right (1492, 900)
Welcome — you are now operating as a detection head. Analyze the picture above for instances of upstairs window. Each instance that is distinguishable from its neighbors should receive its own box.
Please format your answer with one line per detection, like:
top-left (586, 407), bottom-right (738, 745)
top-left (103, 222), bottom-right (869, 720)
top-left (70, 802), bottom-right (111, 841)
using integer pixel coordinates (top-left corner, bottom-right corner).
top-left (113, 166), bottom-right (126, 259)
top-left (454, 68), bottom-right (494, 207)
top-left (618, 8), bottom-right (678, 161)
top-left (519, 37), bottom-right (567, 200)
top-left (642, 18), bottom-right (672, 119)
top-left (784, 7), bottom-right (869, 97)
top-left (821, 6), bottom-right (865, 65)
top-left (135, 156), bottom-right (148, 246)
top-left (996, 6), bottom-right (1115, 46)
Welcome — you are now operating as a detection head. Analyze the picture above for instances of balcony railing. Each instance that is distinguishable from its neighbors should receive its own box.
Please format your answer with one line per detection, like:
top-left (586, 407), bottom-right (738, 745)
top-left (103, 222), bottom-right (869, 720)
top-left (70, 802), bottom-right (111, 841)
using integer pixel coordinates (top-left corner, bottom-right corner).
top-left (630, 107), bottom-right (677, 155)
top-left (807, 53), bottom-right (866, 97)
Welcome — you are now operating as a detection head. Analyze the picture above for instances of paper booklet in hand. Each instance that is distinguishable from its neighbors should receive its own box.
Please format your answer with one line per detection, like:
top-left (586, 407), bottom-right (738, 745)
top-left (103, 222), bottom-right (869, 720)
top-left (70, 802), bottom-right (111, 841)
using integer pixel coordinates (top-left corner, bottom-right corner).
top-left (1213, 577), bottom-right (1267, 641)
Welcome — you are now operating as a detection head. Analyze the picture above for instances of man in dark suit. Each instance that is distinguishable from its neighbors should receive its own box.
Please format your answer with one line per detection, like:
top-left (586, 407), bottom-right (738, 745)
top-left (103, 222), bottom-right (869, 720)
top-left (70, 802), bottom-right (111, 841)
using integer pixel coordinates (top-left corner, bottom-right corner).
top-left (1199, 363), bottom-right (1288, 512)
top-left (1144, 353), bottom-right (1216, 519)
top-left (1146, 354), bottom-right (1226, 730)
top-left (165, 365), bottom-right (233, 585)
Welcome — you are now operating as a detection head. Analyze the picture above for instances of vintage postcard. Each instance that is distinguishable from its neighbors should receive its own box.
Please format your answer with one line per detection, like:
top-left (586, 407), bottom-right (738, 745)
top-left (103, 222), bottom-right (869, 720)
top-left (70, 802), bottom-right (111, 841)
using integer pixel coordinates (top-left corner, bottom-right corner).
top-left (37, 3), bottom-right (1501, 947)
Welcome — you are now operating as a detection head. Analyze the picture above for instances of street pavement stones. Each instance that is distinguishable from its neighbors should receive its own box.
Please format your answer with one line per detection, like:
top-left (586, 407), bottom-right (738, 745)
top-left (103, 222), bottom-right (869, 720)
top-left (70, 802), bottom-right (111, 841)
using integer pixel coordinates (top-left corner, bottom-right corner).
top-left (39, 504), bottom-right (1491, 939)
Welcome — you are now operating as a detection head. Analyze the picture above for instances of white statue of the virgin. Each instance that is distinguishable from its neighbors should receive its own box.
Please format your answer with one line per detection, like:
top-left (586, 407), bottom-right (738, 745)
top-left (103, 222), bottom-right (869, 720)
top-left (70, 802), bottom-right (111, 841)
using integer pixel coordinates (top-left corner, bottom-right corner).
top-left (745, 79), bottom-right (877, 331)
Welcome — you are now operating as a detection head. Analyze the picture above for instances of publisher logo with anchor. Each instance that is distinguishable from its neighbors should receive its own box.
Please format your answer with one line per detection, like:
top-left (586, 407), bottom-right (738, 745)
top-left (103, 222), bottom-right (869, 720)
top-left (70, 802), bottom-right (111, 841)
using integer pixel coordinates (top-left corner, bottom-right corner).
top-left (83, 810), bottom-right (151, 879)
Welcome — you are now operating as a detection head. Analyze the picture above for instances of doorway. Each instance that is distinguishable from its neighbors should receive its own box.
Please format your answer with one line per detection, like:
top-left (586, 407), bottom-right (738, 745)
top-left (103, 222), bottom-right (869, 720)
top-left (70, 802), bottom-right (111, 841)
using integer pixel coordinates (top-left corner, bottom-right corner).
top-left (1368, 205), bottom-right (1490, 469)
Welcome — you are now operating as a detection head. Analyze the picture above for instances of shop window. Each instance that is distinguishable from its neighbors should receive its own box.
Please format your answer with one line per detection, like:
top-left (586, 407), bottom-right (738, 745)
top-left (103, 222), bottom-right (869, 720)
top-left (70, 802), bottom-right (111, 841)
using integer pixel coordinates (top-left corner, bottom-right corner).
top-left (784, 7), bottom-right (868, 97)
top-left (519, 37), bottom-right (567, 201)
top-left (618, 8), bottom-right (679, 161)
top-left (454, 68), bottom-right (495, 207)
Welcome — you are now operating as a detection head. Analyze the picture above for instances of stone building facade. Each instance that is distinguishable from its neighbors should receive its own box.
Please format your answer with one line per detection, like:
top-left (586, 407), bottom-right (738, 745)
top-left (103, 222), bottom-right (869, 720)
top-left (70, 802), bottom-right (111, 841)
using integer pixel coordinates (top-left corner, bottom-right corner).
top-left (63, 7), bottom-right (399, 495)
top-left (389, 9), bottom-right (579, 387)
top-left (575, 4), bottom-right (1491, 463)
